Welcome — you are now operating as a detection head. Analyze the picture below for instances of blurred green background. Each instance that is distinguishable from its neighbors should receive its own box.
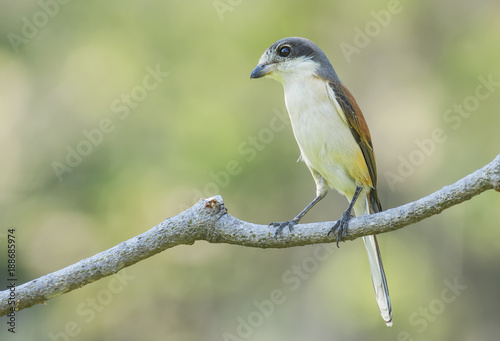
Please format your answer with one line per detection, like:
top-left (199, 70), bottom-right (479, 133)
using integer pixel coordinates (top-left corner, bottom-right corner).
top-left (1, 0), bottom-right (500, 340)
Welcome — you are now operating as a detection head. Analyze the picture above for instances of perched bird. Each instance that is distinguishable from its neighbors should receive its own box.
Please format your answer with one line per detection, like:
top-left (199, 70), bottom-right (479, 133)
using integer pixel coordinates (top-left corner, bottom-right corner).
top-left (250, 37), bottom-right (392, 326)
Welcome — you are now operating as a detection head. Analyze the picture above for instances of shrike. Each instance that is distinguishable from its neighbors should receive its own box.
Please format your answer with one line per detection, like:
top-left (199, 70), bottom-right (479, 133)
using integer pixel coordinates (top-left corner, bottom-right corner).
top-left (250, 37), bottom-right (392, 326)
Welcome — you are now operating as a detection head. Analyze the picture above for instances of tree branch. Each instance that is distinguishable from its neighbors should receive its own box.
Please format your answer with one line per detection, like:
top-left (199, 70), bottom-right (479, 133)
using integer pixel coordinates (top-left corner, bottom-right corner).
top-left (1, 155), bottom-right (499, 316)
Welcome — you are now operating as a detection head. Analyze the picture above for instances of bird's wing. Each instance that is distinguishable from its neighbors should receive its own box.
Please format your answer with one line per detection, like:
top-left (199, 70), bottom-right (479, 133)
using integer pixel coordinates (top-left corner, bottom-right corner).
top-left (328, 81), bottom-right (382, 212)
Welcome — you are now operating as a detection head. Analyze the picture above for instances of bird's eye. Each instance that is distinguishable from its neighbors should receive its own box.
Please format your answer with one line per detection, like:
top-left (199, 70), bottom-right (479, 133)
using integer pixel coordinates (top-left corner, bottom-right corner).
top-left (278, 46), bottom-right (291, 57)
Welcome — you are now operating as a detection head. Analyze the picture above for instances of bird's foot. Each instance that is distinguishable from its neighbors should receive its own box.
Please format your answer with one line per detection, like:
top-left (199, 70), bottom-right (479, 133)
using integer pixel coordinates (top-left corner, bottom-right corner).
top-left (328, 210), bottom-right (353, 247)
top-left (269, 219), bottom-right (298, 239)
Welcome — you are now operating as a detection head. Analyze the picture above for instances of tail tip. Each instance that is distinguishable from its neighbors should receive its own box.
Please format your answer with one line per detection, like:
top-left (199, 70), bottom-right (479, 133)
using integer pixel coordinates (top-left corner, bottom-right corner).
top-left (385, 319), bottom-right (393, 327)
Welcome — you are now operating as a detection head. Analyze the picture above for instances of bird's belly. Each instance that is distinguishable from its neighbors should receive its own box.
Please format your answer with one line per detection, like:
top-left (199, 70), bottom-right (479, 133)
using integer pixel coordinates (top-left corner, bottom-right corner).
top-left (295, 112), bottom-right (358, 193)
top-left (285, 86), bottom-right (365, 196)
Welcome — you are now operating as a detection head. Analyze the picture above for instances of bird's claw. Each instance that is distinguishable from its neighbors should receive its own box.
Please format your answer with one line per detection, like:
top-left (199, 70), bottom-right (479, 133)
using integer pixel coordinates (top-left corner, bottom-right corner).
top-left (328, 211), bottom-right (352, 247)
top-left (269, 220), bottom-right (298, 239)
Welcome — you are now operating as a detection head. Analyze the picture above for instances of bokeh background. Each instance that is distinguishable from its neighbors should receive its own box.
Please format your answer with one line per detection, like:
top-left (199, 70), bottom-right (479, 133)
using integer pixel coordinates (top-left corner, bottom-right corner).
top-left (1, 0), bottom-right (500, 340)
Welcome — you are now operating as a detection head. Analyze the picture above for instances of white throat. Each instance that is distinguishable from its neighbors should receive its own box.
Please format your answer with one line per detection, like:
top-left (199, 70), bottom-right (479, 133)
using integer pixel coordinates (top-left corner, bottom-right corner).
top-left (266, 57), bottom-right (318, 84)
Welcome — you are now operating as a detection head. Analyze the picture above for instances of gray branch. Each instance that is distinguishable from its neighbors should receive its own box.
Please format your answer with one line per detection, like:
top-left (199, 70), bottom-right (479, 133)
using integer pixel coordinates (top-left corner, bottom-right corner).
top-left (1, 155), bottom-right (499, 316)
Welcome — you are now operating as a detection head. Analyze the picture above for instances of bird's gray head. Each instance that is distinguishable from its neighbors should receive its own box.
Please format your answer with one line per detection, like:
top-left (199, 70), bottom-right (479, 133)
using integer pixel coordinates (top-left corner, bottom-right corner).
top-left (250, 37), bottom-right (339, 83)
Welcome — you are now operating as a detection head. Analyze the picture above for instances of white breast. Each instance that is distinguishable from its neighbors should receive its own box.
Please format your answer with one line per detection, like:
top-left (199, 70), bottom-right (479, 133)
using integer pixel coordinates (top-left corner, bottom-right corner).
top-left (282, 76), bottom-right (360, 196)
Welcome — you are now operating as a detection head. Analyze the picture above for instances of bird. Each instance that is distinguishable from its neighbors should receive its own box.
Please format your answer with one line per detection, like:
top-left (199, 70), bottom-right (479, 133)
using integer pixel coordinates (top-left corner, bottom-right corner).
top-left (250, 37), bottom-right (392, 326)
